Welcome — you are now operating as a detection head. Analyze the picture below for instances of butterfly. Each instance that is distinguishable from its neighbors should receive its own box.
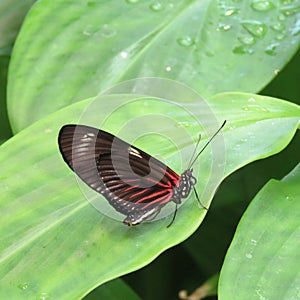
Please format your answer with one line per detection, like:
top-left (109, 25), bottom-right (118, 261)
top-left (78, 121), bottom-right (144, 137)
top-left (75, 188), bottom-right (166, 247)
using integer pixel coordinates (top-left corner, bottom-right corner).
top-left (58, 120), bottom-right (226, 227)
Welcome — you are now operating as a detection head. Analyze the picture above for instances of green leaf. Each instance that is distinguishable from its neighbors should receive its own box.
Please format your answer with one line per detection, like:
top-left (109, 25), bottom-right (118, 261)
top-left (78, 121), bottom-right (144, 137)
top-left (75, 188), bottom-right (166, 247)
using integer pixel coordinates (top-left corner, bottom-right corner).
top-left (0, 55), bottom-right (12, 143)
top-left (85, 279), bottom-right (141, 300)
top-left (0, 90), bottom-right (298, 299)
top-left (219, 164), bottom-right (300, 300)
top-left (184, 131), bottom-right (299, 276)
top-left (8, 0), bottom-right (300, 132)
top-left (0, 0), bottom-right (35, 54)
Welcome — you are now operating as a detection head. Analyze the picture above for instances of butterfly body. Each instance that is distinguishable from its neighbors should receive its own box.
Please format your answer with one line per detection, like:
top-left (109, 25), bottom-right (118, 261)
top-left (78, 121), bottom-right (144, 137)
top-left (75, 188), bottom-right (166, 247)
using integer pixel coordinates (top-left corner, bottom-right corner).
top-left (58, 124), bottom-right (197, 226)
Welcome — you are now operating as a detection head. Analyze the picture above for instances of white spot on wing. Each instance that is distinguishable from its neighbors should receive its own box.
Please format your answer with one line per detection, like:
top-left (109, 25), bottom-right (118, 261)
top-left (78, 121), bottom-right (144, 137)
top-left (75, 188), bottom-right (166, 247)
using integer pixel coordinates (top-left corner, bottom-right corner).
top-left (82, 133), bottom-right (95, 142)
top-left (129, 147), bottom-right (142, 158)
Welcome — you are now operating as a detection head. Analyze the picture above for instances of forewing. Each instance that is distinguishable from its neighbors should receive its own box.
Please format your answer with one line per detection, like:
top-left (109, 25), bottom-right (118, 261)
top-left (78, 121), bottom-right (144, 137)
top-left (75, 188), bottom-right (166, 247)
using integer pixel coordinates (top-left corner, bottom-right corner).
top-left (58, 124), bottom-right (180, 221)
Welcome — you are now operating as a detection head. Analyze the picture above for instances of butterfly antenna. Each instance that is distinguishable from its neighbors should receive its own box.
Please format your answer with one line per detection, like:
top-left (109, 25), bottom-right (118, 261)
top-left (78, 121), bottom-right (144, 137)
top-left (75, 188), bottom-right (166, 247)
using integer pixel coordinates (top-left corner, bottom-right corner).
top-left (187, 133), bottom-right (202, 169)
top-left (189, 120), bottom-right (226, 169)
top-left (166, 204), bottom-right (178, 228)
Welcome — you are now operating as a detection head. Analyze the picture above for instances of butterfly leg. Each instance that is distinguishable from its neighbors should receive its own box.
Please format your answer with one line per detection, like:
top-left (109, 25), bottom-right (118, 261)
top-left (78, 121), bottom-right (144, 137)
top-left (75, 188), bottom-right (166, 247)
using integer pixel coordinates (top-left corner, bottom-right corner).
top-left (166, 204), bottom-right (178, 228)
top-left (193, 188), bottom-right (208, 210)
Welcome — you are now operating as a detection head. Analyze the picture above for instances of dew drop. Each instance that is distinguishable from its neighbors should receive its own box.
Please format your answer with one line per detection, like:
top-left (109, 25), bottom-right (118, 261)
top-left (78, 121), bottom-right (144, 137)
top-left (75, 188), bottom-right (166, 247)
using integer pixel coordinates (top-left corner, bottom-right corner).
top-left (279, 4), bottom-right (300, 16)
top-left (100, 24), bottom-right (116, 38)
top-left (246, 253), bottom-right (253, 259)
top-left (165, 66), bottom-right (172, 72)
top-left (251, 239), bottom-right (258, 245)
top-left (242, 21), bottom-right (267, 37)
top-left (126, 0), bottom-right (140, 4)
top-left (232, 45), bottom-right (254, 55)
top-left (241, 104), bottom-right (269, 112)
top-left (223, 7), bottom-right (240, 16)
top-left (120, 51), bottom-right (128, 59)
top-left (274, 68), bottom-right (280, 75)
top-left (271, 22), bottom-right (286, 32)
top-left (83, 24), bottom-right (97, 36)
top-left (265, 43), bottom-right (279, 56)
top-left (285, 195), bottom-right (293, 201)
top-left (18, 282), bottom-right (30, 290)
top-left (278, 13), bottom-right (286, 21)
top-left (38, 292), bottom-right (50, 300)
top-left (276, 33), bottom-right (286, 40)
top-left (175, 121), bottom-right (190, 128)
top-left (238, 35), bottom-right (256, 45)
top-left (149, 2), bottom-right (164, 11)
top-left (217, 23), bottom-right (232, 31)
top-left (248, 97), bottom-right (256, 102)
top-left (291, 18), bottom-right (300, 35)
top-left (251, 1), bottom-right (275, 12)
top-left (177, 36), bottom-right (195, 47)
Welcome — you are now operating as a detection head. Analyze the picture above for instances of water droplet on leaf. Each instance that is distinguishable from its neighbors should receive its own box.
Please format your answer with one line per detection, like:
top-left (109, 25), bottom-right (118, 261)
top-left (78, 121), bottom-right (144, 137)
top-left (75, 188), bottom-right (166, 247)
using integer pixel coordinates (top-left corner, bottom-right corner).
top-left (223, 7), bottom-right (240, 16)
top-left (238, 35), bottom-right (256, 45)
top-left (277, 13), bottom-right (286, 21)
top-left (251, 239), bottom-right (257, 245)
top-left (120, 51), bottom-right (128, 59)
top-left (18, 283), bottom-right (30, 290)
top-left (175, 121), bottom-right (190, 128)
top-left (271, 22), bottom-right (286, 32)
top-left (279, 4), bottom-right (300, 16)
top-left (83, 24), bottom-right (97, 36)
top-left (100, 24), bottom-right (116, 38)
top-left (242, 21), bottom-right (267, 38)
top-left (251, 1), bottom-right (275, 12)
top-left (241, 104), bottom-right (269, 112)
top-left (177, 36), bottom-right (195, 47)
top-left (165, 66), bottom-right (172, 72)
top-left (38, 292), bottom-right (50, 300)
top-left (265, 43), bottom-right (279, 56)
top-left (149, 2), bottom-right (164, 11)
top-left (276, 33), bottom-right (286, 40)
top-left (217, 23), bottom-right (232, 31)
top-left (291, 18), bottom-right (300, 35)
top-left (233, 45), bottom-right (254, 54)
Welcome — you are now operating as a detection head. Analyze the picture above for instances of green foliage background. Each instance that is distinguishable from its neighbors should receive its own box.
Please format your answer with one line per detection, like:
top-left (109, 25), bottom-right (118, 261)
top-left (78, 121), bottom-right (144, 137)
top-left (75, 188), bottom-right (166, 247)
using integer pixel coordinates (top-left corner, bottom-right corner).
top-left (0, 1), bottom-right (299, 299)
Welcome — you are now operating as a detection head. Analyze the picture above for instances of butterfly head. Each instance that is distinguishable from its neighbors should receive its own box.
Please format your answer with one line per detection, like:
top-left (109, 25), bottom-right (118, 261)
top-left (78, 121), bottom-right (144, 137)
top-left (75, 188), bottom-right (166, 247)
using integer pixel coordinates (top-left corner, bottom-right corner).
top-left (172, 169), bottom-right (197, 204)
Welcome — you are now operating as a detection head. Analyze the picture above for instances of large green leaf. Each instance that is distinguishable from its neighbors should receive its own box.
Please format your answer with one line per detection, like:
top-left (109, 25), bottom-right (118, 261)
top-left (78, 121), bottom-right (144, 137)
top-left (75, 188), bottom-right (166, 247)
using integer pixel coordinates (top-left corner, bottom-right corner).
top-left (85, 278), bottom-right (141, 300)
top-left (7, 0), bottom-right (300, 132)
top-left (219, 163), bottom-right (300, 299)
top-left (0, 0), bottom-right (35, 54)
top-left (184, 130), bottom-right (299, 276)
top-left (0, 55), bottom-right (12, 143)
top-left (0, 91), bottom-right (298, 299)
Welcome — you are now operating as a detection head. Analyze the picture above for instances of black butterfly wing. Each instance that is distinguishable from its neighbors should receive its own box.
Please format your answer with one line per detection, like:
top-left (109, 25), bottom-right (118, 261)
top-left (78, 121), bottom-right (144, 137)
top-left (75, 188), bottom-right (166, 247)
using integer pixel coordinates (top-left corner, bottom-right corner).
top-left (58, 124), bottom-right (180, 225)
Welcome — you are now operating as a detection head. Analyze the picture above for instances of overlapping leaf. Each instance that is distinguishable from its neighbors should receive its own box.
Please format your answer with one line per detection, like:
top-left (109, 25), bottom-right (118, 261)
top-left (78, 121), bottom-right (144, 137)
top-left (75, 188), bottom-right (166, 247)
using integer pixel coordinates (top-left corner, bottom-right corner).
top-left (219, 164), bottom-right (300, 300)
top-left (0, 92), bottom-right (298, 299)
top-left (8, 0), bottom-right (300, 131)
